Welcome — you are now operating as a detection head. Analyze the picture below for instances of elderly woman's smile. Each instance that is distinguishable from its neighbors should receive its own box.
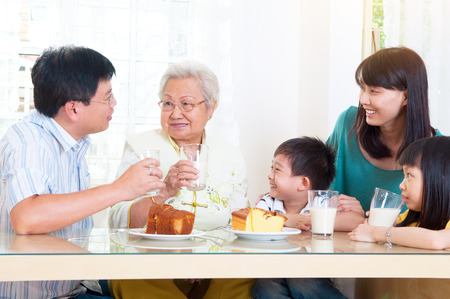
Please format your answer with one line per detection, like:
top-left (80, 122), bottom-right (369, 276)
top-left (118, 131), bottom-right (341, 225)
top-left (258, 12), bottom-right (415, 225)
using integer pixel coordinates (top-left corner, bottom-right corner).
top-left (169, 121), bottom-right (189, 128)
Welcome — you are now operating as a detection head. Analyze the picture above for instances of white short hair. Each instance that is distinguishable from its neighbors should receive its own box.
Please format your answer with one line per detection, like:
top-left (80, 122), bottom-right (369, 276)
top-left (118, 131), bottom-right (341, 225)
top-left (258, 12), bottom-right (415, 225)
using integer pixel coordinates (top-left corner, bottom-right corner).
top-left (158, 60), bottom-right (219, 109)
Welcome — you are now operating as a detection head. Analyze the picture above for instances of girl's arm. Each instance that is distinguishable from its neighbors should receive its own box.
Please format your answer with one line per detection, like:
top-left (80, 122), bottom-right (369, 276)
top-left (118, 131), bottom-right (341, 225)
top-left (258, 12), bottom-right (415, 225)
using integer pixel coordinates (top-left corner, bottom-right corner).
top-left (334, 211), bottom-right (365, 231)
top-left (348, 224), bottom-right (450, 250)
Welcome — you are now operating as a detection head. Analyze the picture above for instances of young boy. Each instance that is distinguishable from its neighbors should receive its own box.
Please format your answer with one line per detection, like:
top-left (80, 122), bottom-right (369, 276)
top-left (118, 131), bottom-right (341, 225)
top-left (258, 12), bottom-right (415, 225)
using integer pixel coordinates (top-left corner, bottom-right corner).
top-left (253, 137), bottom-right (363, 299)
top-left (256, 136), bottom-right (364, 231)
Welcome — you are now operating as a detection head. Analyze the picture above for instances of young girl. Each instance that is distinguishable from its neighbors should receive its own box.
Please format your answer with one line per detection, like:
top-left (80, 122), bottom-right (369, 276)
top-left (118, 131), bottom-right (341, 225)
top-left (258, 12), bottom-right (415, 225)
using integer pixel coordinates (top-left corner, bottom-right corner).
top-left (348, 136), bottom-right (450, 249)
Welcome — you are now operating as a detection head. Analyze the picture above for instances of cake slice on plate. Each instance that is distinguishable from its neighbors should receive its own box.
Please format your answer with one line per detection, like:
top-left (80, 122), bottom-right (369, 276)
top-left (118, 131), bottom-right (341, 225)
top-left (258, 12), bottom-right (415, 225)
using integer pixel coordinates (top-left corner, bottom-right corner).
top-left (146, 204), bottom-right (195, 235)
top-left (231, 207), bottom-right (286, 232)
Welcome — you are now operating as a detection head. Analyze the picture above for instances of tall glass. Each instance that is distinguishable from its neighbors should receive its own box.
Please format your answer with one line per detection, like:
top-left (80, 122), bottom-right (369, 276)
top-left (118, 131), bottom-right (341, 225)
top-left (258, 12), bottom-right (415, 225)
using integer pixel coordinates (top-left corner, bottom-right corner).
top-left (131, 150), bottom-right (160, 197)
top-left (310, 238), bottom-right (335, 253)
top-left (368, 187), bottom-right (404, 227)
top-left (180, 144), bottom-right (208, 191)
top-left (309, 190), bottom-right (339, 239)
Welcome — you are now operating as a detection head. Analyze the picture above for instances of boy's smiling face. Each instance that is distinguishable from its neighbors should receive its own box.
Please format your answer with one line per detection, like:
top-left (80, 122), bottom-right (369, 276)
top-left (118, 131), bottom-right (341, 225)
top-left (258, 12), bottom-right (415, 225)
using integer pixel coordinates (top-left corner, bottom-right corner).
top-left (268, 154), bottom-right (307, 203)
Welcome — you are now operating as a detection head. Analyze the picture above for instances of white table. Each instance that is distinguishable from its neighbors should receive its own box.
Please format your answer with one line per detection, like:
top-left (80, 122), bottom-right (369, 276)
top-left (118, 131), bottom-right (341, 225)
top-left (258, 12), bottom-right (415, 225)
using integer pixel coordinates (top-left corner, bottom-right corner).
top-left (1, 228), bottom-right (449, 282)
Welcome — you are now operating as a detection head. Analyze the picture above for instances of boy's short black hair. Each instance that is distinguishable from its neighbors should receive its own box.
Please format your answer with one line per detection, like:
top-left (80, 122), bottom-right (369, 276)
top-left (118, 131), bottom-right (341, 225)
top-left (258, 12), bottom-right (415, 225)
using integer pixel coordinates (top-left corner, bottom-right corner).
top-left (31, 45), bottom-right (116, 118)
top-left (274, 137), bottom-right (336, 190)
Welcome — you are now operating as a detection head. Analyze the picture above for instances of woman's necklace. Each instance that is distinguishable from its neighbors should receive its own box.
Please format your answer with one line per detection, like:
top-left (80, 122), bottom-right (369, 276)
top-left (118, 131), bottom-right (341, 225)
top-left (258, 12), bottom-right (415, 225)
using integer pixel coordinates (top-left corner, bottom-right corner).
top-left (167, 135), bottom-right (181, 155)
top-left (392, 157), bottom-right (399, 171)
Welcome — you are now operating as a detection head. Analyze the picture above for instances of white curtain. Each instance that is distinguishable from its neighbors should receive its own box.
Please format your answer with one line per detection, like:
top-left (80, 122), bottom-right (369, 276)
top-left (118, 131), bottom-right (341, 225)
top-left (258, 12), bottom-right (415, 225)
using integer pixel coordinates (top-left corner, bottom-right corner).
top-left (0, 0), bottom-right (21, 130)
top-left (190, 1), bottom-right (239, 146)
top-left (384, 0), bottom-right (450, 135)
top-left (0, 0), bottom-right (236, 187)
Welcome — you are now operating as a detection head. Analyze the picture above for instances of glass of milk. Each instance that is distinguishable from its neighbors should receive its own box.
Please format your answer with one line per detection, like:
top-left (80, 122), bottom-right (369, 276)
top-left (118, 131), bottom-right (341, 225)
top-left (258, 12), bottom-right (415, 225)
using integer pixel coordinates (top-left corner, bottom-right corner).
top-left (131, 150), bottom-right (161, 197)
top-left (180, 144), bottom-right (209, 191)
top-left (310, 238), bottom-right (334, 253)
top-left (308, 190), bottom-right (339, 239)
top-left (368, 187), bottom-right (404, 227)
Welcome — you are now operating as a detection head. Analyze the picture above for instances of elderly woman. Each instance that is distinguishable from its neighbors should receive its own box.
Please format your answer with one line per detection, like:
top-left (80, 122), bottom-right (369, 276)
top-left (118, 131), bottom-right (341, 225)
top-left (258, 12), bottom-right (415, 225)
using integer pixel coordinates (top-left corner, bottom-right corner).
top-left (109, 61), bottom-right (253, 299)
top-left (109, 60), bottom-right (248, 230)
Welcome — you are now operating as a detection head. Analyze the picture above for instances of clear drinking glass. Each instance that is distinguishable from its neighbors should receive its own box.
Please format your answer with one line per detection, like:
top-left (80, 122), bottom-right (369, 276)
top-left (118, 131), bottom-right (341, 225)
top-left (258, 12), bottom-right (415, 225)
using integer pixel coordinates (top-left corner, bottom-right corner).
top-left (368, 187), bottom-right (404, 227)
top-left (131, 150), bottom-right (160, 197)
top-left (308, 190), bottom-right (339, 239)
top-left (180, 144), bottom-right (209, 191)
top-left (310, 238), bottom-right (335, 253)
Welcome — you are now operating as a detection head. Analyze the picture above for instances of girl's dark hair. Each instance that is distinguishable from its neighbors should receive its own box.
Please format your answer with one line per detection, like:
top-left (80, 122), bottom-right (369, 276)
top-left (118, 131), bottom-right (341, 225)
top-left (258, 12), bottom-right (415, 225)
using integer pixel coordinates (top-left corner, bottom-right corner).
top-left (32, 45), bottom-right (116, 118)
top-left (350, 47), bottom-right (434, 160)
top-left (397, 136), bottom-right (450, 230)
top-left (274, 137), bottom-right (336, 190)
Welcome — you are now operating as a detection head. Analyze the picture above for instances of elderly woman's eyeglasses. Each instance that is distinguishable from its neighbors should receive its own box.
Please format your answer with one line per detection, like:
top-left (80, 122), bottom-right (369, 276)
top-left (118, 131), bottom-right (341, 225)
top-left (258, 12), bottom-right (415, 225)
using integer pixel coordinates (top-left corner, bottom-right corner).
top-left (158, 98), bottom-right (205, 112)
top-left (91, 94), bottom-right (116, 107)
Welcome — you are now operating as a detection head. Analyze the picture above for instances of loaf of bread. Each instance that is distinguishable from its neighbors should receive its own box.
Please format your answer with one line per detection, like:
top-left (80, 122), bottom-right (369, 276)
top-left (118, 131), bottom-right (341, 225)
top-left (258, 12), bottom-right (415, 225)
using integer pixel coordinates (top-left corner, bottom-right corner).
top-left (231, 207), bottom-right (287, 232)
top-left (146, 204), bottom-right (195, 235)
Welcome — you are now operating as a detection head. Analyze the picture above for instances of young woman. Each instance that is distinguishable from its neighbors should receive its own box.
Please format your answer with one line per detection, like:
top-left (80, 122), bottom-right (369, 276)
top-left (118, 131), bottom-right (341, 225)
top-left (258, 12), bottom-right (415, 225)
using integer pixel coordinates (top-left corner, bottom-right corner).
top-left (328, 47), bottom-right (441, 215)
top-left (349, 136), bottom-right (450, 250)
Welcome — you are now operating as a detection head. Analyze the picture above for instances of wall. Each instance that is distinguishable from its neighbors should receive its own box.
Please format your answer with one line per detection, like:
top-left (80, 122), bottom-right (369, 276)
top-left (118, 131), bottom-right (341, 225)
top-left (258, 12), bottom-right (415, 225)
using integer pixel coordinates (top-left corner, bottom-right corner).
top-left (231, 0), bottom-right (363, 204)
top-left (94, 0), bottom-right (364, 226)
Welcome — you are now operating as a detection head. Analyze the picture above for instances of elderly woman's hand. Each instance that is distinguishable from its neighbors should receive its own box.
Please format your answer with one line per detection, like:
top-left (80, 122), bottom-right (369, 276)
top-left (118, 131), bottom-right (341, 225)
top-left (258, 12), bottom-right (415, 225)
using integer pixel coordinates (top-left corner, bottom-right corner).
top-left (158, 160), bottom-right (200, 200)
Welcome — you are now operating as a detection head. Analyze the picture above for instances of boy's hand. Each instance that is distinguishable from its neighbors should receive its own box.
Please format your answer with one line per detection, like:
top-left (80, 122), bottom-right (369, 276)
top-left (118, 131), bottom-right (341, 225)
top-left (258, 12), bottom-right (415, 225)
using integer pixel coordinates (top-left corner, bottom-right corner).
top-left (284, 213), bottom-right (311, 231)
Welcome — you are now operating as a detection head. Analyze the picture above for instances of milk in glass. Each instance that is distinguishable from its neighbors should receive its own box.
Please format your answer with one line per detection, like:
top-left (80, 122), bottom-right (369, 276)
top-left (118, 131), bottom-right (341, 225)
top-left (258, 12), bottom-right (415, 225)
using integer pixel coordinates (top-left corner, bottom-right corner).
top-left (368, 208), bottom-right (400, 227)
top-left (310, 207), bottom-right (337, 237)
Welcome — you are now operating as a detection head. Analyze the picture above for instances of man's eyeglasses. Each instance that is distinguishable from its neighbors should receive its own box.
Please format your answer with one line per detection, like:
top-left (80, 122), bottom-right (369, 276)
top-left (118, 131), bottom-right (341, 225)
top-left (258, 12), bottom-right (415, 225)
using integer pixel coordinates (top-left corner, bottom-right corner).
top-left (158, 98), bottom-right (205, 112)
top-left (91, 94), bottom-right (116, 107)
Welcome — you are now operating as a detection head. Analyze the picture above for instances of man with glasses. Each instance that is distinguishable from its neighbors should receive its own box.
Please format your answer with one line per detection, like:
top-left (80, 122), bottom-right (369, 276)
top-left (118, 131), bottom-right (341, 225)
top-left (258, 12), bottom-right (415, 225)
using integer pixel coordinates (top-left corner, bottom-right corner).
top-left (0, 46), bottom-right (165, 299)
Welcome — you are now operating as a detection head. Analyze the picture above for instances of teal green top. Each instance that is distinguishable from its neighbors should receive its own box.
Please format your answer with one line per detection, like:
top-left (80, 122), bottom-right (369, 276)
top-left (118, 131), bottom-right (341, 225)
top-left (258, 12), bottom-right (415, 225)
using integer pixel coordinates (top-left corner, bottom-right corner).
top-left (327, 106), bottom-right (442, 212)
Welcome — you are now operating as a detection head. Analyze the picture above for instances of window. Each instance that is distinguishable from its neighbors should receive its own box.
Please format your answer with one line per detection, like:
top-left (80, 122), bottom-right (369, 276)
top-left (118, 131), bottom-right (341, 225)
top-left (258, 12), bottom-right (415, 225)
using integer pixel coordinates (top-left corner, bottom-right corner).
top-left (2, 1), bottom-right (236, 190)
top-left (363, 0), bottom-right (450, 135)
top-left (1, 0), bottom-right (192, 186)
top-left (1, 1), bottom-right (236, 229)
top-left (362, 0), bottom-right (386, 56)
top-left (372, 0), bottom-right (386, 49)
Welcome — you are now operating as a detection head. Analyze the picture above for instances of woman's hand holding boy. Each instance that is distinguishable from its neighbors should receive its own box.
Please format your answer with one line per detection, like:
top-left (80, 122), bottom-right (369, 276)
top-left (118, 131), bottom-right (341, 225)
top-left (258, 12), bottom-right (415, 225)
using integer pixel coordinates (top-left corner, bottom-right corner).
top-left (337, 194), bottom-right (365, 216)
top-left (284, 213), bottom-right (311, 231)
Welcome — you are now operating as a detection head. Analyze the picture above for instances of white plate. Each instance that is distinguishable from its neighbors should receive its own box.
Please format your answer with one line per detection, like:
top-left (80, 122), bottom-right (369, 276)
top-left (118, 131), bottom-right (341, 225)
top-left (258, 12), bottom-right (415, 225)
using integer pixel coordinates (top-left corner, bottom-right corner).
top-left (224, 238), bottom-right (301, 253)
top-left (128, 239), bottom-right (206, 250)
top-left (224, 227), bottom-right (301, 241)
top-left (127, 228), bottom-right (205, 241)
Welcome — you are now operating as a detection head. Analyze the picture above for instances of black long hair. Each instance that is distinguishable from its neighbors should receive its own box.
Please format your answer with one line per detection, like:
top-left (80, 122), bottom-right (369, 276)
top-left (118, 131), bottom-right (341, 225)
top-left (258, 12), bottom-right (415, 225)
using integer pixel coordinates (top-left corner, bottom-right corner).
top-left (397, 136), bottom-right (450, 230)
top-left (350, 47), bottom-right (434, 160)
